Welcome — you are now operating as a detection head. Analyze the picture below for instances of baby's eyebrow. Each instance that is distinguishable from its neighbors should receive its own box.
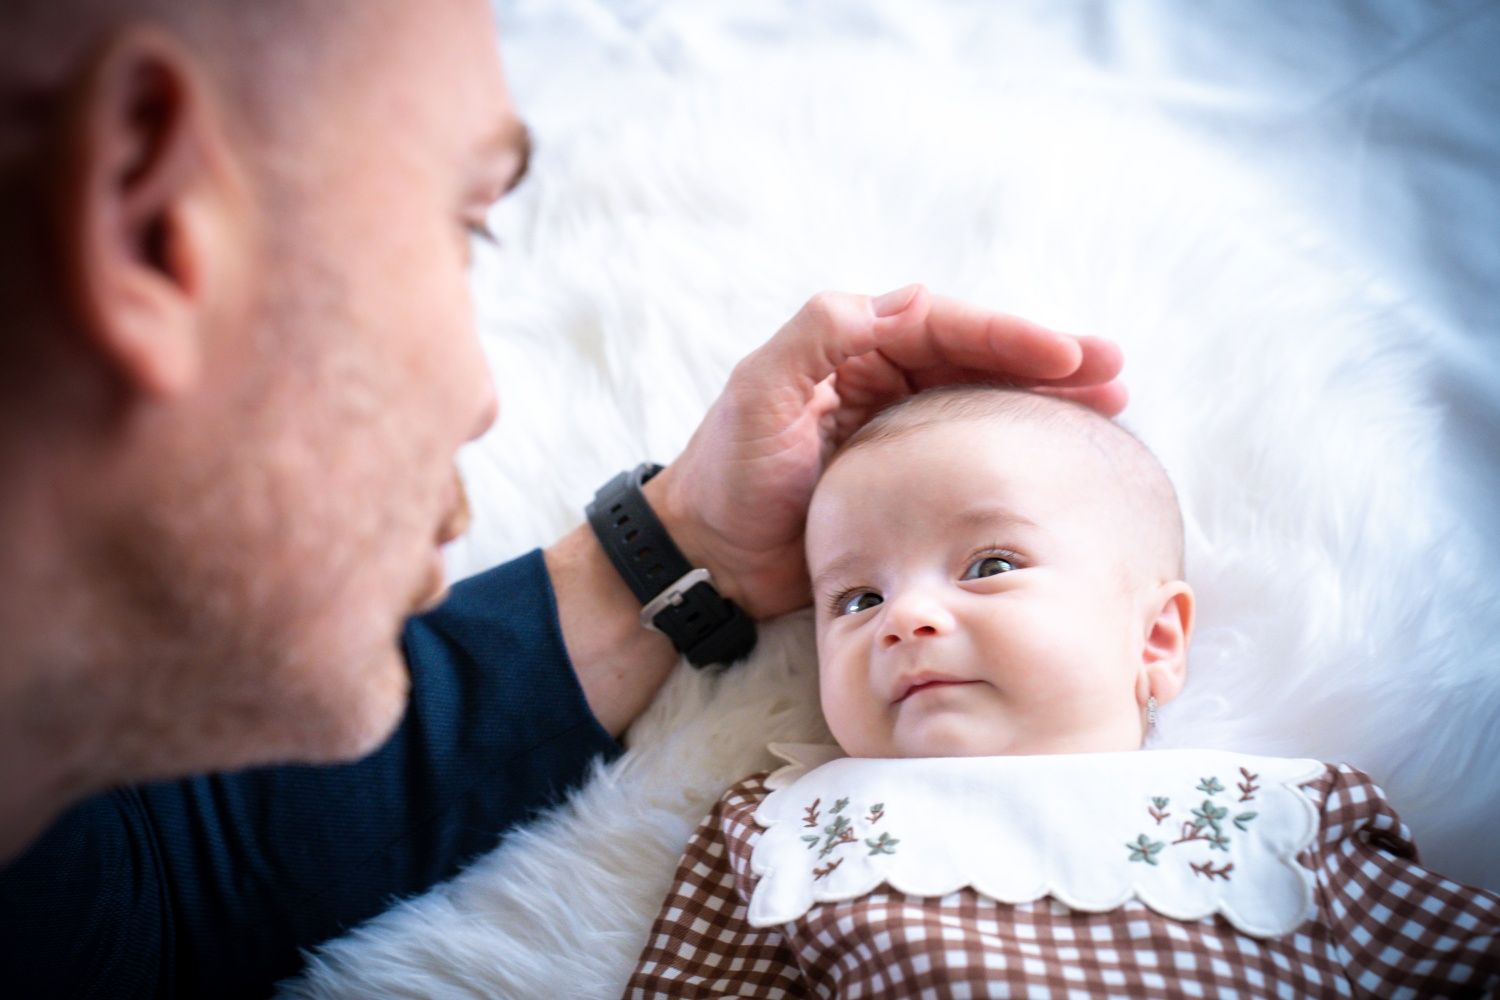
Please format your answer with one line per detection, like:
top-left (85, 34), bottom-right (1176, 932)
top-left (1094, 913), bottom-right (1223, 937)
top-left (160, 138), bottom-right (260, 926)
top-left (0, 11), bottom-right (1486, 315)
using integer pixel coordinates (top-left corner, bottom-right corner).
top-left (810, 506), bottom-right (1041, 593)
top-left (811, 552), bottom-right (863, 595)
top-left (950, 505), bottom-right (1041, 532)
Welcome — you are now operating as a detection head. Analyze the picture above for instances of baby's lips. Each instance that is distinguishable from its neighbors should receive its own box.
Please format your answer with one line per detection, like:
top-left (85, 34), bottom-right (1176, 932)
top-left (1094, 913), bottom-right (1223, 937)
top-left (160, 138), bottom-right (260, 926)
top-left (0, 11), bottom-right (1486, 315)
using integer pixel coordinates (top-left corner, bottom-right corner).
top-left (890, 671), bottom-right (977, 705)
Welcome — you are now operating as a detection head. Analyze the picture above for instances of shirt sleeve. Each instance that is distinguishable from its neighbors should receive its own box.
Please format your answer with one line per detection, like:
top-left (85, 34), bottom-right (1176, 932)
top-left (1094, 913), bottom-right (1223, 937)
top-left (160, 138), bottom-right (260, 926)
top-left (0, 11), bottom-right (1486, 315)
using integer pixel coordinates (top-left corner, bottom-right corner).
top-left (0, 548), bottom-right (622, 1000)
top-left (1307, 764), bottom-right (1500, 997)
top-left (624, 774), bottom-right (810, 999)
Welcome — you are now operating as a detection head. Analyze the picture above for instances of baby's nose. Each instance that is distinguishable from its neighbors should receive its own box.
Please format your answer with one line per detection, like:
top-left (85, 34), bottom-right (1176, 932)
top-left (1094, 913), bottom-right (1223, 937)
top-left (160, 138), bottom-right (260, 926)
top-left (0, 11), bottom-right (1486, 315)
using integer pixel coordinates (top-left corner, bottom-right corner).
top-left (881, 622), bottom-right (941, 648)
top-left (879, 595), bottom-right (954, 648)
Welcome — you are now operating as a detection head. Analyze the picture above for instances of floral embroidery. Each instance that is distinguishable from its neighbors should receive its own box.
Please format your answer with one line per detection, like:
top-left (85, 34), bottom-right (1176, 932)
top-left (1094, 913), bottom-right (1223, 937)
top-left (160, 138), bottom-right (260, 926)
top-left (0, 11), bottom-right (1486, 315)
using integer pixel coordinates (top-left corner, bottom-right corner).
top-left (1186, 800), bottom-right (1229, 836)
top-left (1126, 834), bottom-right (1166, 865)
top-left (818, 815), bottom-right (856, 857)
top-left (812, 858), bottom-right (843, 881)
top-left (1131, 770), bottom-right (1262, 878)
top-left (799, 794), bottom-right (899, 876)
top-left (1148, 796), bottom-right (1171, 825)
top-left (1191, 860), bottom-right (1234, 881)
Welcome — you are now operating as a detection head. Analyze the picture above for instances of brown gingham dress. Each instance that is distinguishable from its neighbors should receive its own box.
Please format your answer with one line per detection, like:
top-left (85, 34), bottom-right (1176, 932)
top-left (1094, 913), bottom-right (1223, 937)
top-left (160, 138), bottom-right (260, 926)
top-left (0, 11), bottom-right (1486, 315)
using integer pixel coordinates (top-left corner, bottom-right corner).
top-left (624, 765), bottom-right (1500, 998)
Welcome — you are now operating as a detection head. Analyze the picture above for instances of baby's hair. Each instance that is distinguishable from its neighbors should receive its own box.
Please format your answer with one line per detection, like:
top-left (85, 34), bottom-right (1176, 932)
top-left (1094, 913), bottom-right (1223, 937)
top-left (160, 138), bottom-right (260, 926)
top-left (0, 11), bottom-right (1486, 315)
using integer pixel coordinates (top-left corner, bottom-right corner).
top-left (833, 385), bottom-right (1186, 584)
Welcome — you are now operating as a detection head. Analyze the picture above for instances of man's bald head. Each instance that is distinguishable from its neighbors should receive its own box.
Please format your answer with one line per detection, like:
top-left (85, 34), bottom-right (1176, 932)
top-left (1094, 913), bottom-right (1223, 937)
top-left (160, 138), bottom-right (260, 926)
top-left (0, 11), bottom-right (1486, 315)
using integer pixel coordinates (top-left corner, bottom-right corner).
top-left (834, 385), bottom-right (1186, 585)
top-left (1, 1), bottom-right (360, 133)
top-left (0, 0), bottom-right (363, 404)
top-left (0, 0), bottom-right (389, 191)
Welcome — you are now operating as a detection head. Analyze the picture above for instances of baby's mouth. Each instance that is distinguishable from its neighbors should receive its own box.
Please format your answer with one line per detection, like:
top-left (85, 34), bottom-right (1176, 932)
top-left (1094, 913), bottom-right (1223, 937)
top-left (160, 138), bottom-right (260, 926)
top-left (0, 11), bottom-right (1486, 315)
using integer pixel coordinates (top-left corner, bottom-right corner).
top-left (891, 674), bottom-right (981, 705)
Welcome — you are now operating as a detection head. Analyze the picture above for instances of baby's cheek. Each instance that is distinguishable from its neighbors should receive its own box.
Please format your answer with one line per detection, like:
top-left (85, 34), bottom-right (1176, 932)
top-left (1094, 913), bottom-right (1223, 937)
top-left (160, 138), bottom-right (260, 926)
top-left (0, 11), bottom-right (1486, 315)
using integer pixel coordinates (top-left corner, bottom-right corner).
top-left (819, 665), bottom-right (886, 757)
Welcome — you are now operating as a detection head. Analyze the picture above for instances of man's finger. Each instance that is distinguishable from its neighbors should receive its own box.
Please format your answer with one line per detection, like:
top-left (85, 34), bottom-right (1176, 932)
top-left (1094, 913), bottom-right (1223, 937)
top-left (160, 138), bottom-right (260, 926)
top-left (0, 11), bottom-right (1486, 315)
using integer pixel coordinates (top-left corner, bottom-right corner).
top-left (877, 295), bottom-right (1084, 379)
top-left (1030, 335), bottom-right (1123, 389)
top-left (759, 286), bottom-right (1088, 392)
top-left (1036, 381), bottom-right (1130, 416)
top-left (827, 348), bottom-right (915, 413)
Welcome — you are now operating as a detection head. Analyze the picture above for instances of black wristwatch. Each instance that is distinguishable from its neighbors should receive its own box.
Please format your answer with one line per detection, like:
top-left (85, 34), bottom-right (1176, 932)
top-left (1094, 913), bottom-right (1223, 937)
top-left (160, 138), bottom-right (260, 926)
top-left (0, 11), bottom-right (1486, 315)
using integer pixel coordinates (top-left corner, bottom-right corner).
top-left (585, 463), bottom-right (757, 668)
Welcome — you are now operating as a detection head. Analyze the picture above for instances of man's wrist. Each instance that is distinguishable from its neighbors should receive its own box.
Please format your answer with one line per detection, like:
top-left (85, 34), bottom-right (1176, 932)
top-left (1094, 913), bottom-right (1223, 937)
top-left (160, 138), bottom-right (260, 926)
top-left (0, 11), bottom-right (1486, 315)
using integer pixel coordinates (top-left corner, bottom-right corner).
top-left (585, 462), bottom-right (756, 667)
top-left (543, 524), bottom-right (676, 736)
top-left (639, 464), bottom-right (744, 609)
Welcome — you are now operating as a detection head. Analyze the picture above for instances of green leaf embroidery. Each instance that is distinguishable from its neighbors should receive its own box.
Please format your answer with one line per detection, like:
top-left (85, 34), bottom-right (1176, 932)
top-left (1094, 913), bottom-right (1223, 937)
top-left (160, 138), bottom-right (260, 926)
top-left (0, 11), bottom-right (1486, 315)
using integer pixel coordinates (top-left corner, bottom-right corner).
top-left (1196, 776), bottom-right (1226, 796)
top-left (831, 797), bottom-right (849, 814)
top-left (801, 835), bottom-right (819, 849)
top-left (1192, 800), bottom-right (1228, 835)
top-left (818, 814), bottom-right (855, 857)
top-left (865, 832), bottom-right (899, 855)
top-left (1126, 834), bottom-right (1165, 865)
top-left (1233, 811), bottom-right (1258, 831)
top-left (1151, 796), bottom-right (1170, 810)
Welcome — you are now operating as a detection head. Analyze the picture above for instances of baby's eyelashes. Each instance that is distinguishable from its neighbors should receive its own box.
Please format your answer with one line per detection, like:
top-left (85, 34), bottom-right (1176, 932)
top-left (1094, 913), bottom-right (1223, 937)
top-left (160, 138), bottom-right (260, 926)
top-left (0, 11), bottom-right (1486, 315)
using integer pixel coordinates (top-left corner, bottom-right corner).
top-left (962, 554), bottom-right (1017, 580)
top-left (825, 552), bottom-right (1023, 618)
top-left (829, 589), bottom-right (883, 618)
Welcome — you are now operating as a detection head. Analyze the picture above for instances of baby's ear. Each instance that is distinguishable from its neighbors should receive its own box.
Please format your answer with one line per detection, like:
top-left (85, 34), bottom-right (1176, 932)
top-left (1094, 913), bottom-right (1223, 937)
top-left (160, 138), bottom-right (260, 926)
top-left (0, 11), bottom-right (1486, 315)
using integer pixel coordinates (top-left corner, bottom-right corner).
top-left (1137, 581), bottom-right (1194, 706)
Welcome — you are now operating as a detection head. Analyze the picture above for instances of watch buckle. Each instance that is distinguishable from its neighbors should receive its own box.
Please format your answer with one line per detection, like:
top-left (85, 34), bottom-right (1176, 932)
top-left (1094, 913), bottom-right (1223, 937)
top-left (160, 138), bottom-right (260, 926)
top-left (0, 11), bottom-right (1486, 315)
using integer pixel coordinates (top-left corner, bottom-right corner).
top-left (640, 567), bottom-right (712, 632)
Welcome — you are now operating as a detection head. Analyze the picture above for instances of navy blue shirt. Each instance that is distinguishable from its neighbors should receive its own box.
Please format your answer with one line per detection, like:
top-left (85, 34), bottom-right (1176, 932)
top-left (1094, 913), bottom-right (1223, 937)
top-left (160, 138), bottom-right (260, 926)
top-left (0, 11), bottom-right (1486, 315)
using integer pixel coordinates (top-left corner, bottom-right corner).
top-left (0, 549), bottom-right (622, 998)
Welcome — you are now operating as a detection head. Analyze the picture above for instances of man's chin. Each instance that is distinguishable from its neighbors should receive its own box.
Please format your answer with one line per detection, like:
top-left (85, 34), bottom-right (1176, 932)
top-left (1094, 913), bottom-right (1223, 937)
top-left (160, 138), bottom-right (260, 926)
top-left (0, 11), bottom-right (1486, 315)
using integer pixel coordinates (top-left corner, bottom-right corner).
top-left (296, 647), bottom-right (411, 764)
top-left (412, 582), bottom-right (452, 615)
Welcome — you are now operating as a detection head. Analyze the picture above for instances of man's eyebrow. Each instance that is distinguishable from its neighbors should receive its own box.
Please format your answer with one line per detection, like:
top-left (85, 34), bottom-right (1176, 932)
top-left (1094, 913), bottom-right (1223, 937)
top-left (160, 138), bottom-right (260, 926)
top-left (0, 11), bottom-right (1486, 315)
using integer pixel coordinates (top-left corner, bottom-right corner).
top-left (476, 117), bottom-right (532, 195)
top-left (503, 121), bottom-right (532, 193)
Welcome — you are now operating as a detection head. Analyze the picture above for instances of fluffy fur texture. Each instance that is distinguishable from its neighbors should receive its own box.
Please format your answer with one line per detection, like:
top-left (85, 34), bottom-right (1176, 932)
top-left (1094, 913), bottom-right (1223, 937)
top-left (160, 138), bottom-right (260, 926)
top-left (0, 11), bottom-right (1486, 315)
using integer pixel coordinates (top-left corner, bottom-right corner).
top-left (284, 7), bottom-right (1499, 998)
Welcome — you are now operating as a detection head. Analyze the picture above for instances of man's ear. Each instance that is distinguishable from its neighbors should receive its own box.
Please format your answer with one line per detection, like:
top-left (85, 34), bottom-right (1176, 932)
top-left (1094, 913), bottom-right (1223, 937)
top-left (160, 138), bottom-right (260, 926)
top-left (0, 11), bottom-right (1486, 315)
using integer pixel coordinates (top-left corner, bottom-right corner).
top-left (1135, 580), bottom-right (1194, 707)
top-left (54, 27), bottom-right (245, 399)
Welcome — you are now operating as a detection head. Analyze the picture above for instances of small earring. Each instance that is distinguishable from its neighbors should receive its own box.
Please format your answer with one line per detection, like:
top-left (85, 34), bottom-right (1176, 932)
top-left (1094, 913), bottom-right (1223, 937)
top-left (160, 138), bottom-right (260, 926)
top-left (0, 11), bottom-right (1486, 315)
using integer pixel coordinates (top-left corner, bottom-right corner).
top-left (1146, 695), bottom-right (1159, 730)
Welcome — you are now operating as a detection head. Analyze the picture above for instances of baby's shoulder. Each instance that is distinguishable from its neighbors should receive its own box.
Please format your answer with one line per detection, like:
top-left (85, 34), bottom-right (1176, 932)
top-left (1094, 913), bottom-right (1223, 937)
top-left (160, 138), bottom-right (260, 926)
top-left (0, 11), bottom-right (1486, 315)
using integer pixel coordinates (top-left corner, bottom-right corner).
top-left (1297, 760), bottom-right (1387, 808)
top-left (721, 770), bottom-right (774, 807)
top-left (1297, 761), bottom-right (1415, 856)
top-left (700, 771), bottom-right (773, 848)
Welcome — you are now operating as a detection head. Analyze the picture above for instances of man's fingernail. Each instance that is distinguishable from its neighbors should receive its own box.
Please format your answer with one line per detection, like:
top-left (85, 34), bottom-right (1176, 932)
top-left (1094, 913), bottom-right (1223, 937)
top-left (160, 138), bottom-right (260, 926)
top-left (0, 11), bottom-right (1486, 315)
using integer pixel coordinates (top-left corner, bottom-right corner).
top-left (871, 284), bottom-right (919, 317)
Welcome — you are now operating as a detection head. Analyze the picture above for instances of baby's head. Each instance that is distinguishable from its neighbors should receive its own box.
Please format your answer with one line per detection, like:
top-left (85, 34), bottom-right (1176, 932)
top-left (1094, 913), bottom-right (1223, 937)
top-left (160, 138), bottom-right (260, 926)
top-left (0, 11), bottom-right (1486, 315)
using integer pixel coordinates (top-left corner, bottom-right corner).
top-left (806, 386), bottom-right (1193, 759)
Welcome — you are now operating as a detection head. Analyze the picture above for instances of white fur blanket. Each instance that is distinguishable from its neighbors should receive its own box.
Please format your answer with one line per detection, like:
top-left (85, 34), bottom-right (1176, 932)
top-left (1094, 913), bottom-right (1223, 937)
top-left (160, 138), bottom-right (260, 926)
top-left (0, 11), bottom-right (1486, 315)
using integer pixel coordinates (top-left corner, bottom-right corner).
top-left (284, 3), bottom-right (1500, 996)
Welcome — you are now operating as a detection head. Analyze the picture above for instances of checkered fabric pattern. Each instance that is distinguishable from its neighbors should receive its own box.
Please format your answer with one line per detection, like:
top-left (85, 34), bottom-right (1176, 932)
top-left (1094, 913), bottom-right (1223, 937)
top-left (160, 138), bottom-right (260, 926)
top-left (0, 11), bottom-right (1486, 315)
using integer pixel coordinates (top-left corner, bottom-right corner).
top-left (624, 765), bottom-right (1500, 999)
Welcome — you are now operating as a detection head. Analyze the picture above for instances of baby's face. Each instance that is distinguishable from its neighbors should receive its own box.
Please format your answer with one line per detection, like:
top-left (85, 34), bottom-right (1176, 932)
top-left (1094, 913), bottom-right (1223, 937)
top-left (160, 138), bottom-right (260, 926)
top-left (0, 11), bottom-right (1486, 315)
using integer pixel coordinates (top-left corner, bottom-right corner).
top-left (807, 416), bottom-right (1161, 758)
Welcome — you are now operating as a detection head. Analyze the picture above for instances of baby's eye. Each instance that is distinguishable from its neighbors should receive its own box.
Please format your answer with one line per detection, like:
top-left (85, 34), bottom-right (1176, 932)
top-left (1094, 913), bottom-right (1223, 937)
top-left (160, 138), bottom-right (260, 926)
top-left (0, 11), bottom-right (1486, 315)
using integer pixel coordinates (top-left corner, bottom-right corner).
top-left (834, 590), bottom-right (884, 617)
top-left (962, 554), bottom-right (1016, 580)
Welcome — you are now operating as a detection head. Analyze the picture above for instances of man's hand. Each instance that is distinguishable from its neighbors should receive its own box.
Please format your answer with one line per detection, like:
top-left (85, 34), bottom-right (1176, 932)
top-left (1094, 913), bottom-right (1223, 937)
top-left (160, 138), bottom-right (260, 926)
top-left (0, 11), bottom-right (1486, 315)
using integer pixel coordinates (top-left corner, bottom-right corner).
top-left (646, 284), bottom-right (1126, 619)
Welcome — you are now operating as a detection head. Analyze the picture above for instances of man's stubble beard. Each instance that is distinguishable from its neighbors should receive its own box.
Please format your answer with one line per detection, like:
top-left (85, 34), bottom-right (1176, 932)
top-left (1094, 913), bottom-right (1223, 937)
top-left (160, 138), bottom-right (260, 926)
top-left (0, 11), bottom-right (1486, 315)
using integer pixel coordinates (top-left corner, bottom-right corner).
top-left (84, 239), bottom-right (438, 784)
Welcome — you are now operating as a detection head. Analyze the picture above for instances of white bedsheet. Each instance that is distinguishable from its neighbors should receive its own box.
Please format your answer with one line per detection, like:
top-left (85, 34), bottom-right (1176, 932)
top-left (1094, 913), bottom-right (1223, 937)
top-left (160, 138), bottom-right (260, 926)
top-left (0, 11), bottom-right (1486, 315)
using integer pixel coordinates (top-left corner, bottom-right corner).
top-left (286, 3), bottom-right (1500, 996)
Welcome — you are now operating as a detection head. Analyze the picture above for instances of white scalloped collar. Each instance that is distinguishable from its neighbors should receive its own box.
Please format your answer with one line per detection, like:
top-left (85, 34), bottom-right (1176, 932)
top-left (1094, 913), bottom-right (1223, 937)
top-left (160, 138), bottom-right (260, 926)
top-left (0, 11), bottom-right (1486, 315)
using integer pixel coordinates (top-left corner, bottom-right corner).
top-left (748, 745), bottom-right (1324, 938)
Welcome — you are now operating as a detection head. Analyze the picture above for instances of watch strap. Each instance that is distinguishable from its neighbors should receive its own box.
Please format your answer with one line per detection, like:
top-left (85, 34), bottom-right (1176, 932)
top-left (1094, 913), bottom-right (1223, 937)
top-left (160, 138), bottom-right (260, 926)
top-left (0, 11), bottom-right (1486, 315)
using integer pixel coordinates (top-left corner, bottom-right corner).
top-left (585, 463), bottom-right (757, 667)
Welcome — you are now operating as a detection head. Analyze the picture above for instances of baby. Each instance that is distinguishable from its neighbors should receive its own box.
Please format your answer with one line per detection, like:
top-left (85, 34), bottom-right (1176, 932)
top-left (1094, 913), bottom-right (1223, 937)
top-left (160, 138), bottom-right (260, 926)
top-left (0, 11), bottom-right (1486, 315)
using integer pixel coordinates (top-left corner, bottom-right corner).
top-left (625, 386), bottom-right (1500, 998)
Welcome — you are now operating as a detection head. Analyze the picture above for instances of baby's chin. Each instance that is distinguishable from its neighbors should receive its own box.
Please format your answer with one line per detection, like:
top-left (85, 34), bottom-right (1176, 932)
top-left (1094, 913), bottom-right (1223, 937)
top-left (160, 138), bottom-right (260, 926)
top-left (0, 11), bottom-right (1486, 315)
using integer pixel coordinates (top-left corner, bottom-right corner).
top-left (837, 720), bottom-right (1026, 759)
top-left (839, 721), bottom-right (1139, 759)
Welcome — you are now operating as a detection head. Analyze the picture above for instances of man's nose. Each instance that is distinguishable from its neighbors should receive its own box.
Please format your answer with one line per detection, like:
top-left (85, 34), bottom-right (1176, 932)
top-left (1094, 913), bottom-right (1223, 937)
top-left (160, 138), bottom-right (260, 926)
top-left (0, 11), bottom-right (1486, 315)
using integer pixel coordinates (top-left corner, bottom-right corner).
top-left (880, 591), bottom-right (956, 649)
top-left (467, 370), bottom-right (500, 442)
